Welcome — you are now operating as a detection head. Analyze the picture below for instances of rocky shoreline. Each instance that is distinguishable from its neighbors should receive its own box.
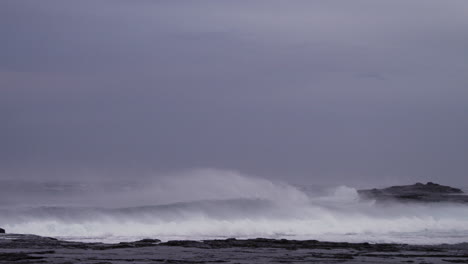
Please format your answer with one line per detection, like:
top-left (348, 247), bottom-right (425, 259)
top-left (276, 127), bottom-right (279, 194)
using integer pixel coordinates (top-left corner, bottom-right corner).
top-left (2, 182), bottom-right (468, 263)
top-left (1, 234), bottom-right (468, 263)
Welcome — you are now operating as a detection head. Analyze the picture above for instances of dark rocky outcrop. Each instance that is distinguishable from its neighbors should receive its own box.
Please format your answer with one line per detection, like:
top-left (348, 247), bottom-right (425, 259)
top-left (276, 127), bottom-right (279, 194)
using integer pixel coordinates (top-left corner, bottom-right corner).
top-left (160, 238), bottom-right (403, 252)
top-left (358, 182), bottom-right (468, 203)
top-left (1, 234), bottom-right (468, 264)
top-left (0, 228), bottom-right (5, 234)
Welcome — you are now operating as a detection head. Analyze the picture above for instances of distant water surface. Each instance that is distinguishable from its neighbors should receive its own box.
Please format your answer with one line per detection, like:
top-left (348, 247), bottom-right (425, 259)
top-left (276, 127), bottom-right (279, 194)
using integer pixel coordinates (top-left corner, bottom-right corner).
top-left (1, 173), bottom-right (468, 245)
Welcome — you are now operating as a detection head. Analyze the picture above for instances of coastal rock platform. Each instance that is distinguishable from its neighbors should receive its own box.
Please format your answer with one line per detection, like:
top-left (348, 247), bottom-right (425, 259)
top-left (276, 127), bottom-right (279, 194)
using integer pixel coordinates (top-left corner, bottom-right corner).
top-left (1, 234), bottom-right (468, 264)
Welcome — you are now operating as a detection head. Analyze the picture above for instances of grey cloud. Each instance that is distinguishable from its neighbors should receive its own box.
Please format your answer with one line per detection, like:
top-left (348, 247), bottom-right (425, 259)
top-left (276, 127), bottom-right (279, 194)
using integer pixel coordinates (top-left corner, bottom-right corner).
top-left (1, 0), bottom-right (468, 186)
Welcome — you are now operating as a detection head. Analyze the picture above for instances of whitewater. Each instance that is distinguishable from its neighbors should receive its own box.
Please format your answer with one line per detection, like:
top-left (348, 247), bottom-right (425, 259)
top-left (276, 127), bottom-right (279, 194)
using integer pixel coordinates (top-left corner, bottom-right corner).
top-left (1, 169), bottom-right (468, 245)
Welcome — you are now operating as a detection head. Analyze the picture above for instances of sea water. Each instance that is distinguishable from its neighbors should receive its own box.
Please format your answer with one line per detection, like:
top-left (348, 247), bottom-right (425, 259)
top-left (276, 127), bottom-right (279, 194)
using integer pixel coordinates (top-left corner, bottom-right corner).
top-left (1, 169), bottom-right (468, 244)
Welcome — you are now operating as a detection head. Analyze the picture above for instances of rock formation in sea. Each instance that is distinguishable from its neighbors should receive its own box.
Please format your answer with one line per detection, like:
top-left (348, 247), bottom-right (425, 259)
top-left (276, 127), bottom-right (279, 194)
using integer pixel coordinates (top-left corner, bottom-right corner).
top-left (358, 182), bottom-right (468, 203)
top-left (0, 228), bottom-right (5, 234)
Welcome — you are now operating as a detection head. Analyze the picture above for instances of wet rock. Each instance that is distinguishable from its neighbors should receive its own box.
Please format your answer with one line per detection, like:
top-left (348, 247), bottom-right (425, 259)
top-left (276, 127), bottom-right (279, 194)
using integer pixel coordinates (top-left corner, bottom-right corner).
top-left (0, 252), bottom-right (44, 261)
top-left (162, 240), bottom-right (210, 248)
top-left (358, 182), bottom-right (468, 203)
top-left (0, 228), bottom-right (5, 234)
top-left (136, 238), bottom-right (161, 243)
top-left (1, 235), bottom-right (468, 263)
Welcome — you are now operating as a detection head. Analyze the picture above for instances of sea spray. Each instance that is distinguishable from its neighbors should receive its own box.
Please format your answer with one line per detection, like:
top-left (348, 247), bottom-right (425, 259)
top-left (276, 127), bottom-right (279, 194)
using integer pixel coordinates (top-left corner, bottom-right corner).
top-left (1, 169), bottom-right (468, 244)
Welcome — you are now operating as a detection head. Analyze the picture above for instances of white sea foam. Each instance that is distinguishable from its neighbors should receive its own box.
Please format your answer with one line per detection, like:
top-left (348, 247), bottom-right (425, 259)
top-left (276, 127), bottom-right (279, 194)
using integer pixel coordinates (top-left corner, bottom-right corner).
top-left (1, 169), bottom-right (468, 244)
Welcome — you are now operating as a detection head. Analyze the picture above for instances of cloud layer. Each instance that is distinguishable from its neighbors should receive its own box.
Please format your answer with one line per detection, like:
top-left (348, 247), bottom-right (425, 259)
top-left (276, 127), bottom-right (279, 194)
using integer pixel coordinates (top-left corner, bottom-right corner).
top-left (1, 0), bottom-right (468, 185)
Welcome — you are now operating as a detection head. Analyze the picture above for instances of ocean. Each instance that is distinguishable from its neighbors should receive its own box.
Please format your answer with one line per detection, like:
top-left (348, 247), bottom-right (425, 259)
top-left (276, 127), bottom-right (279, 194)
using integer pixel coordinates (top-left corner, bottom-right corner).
top-left (1, 170), bottom-right (468, 245)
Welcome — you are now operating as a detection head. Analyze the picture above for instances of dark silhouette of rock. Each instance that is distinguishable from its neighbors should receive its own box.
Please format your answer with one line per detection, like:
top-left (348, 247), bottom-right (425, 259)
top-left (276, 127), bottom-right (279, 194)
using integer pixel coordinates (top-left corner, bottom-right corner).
top-left (135, 238), bottom-right (161, 244)
top-left (0, 228), bottom-right (5, 234)
top-left (358, 182), bottom-right (468, 203)
top-left (2, 234), bottom-right (468, 263)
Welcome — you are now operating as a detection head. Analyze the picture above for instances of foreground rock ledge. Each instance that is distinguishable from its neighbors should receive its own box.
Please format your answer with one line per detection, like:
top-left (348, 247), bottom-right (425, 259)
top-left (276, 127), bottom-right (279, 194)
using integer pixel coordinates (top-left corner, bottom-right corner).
top-left (1, 234), bottom-right (468, 264)
top-left (358, 182), bottom-right (468, 203)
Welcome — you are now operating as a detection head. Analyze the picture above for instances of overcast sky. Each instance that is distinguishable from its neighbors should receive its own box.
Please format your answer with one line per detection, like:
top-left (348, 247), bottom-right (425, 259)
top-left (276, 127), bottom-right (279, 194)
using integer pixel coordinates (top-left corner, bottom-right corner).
top-left (1, 0), bottom-right (468, 186)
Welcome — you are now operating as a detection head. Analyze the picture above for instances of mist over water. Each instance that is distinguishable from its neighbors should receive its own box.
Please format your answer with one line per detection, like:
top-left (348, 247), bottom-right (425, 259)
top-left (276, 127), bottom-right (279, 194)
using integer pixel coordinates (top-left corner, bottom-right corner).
top-left (1, 169), bottom-right (468, 245)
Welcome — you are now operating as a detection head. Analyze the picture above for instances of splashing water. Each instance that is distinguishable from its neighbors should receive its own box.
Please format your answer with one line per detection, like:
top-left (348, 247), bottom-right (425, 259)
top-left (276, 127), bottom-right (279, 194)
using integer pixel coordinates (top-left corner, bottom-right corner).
top-left (1, 169), bottom-right (468, 244)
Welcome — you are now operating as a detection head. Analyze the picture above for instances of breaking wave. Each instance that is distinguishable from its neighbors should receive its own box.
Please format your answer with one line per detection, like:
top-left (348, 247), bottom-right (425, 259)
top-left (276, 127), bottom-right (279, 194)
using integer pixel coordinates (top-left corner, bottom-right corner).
top-left (1, 169), bottom-right (468, 244)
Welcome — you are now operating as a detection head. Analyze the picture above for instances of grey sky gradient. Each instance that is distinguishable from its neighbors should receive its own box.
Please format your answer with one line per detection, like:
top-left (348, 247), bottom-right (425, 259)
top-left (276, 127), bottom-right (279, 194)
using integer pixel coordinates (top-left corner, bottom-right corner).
top-left (1, 0), bottom-right (468, 185)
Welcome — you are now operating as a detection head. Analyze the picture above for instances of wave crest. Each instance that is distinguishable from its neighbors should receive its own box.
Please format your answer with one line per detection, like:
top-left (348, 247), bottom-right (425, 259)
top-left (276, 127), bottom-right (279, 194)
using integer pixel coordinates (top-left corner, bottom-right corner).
top-left (2, 169), bottom-right (468, 244)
